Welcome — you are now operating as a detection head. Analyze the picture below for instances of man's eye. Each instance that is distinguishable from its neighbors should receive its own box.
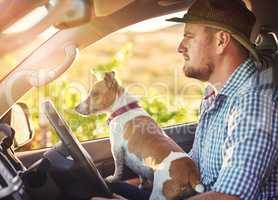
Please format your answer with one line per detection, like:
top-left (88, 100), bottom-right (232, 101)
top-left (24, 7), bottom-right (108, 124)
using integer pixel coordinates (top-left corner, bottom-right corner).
top-left (184, 33), bottom-right (193, 38)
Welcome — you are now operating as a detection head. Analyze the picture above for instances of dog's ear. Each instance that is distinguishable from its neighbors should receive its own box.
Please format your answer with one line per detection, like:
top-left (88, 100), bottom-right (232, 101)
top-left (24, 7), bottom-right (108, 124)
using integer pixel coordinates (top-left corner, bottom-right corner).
top-left (104, 71), bottom-right (115, 79)
top-left (104, 71), bottom-right (117, 88)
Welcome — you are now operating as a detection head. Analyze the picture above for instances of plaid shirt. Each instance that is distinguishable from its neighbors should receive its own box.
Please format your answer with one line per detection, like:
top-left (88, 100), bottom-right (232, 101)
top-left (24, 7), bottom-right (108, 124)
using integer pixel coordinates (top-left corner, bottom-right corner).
top-left (189, 58), bottom-right (278, 200)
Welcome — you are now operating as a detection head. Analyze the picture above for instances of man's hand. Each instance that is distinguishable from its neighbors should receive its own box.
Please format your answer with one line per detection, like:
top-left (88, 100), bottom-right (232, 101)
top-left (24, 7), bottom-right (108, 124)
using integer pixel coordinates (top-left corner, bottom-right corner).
top-left (91, 193), bottom-right (127, 200)
top-left (188, 192), bottom-right (240, 200)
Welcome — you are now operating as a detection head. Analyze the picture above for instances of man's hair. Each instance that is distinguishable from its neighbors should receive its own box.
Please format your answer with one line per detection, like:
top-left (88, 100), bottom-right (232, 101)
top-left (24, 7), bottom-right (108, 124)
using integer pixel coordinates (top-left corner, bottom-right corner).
top-left (205, 26), bottom-right (249, 56)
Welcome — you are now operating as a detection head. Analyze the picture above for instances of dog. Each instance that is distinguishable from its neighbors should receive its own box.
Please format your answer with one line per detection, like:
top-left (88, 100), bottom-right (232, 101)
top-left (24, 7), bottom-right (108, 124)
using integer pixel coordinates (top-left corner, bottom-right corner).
top-left (75, 72), bottom-right (204, 200)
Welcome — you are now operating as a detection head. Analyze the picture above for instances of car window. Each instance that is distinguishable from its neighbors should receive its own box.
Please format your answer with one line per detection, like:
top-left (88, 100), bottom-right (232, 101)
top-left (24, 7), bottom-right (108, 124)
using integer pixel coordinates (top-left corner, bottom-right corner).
top-left (16, 16), bottom-right (204, 150)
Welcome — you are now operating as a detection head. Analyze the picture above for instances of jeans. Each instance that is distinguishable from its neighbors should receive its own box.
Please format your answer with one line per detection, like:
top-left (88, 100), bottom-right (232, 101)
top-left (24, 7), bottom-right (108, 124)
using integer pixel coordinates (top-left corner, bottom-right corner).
top-left (108, 182), bottom-right (197, 200)
top-left (109, 182), bottom-right (151, 200)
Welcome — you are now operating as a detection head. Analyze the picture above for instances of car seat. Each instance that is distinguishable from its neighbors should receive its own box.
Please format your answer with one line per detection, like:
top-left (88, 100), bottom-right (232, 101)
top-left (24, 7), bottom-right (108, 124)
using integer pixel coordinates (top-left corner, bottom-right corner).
top-left (255, 25), bottom-right (278, 83)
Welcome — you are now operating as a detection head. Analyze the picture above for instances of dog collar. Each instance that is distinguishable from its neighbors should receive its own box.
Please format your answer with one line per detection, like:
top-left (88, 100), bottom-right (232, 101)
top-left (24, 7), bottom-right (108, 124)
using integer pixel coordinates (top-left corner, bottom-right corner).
top-left (108, 101), bottom-right (140, 124)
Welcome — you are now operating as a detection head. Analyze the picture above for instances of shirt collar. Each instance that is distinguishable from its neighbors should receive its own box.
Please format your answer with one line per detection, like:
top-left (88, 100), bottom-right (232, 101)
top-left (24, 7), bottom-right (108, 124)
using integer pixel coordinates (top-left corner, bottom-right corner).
top-left (219, 58), bottom-right (257, 97)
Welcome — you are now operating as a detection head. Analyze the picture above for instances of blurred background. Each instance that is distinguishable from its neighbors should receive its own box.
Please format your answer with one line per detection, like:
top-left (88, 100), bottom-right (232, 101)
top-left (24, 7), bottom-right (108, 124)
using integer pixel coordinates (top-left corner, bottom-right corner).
top-left (0, 17), bottom-right (205, 150)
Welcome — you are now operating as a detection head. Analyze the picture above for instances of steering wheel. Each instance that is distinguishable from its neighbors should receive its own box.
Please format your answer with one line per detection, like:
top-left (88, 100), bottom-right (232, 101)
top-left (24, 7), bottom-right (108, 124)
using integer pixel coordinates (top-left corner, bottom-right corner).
top-left (42, 100), bottom-right (112, 198)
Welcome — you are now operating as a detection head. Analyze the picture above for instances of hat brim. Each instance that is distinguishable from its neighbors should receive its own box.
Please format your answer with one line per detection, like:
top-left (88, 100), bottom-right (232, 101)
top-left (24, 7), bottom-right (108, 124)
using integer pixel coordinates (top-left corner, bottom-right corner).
top-left (167, 15), bottom-right (259, 61)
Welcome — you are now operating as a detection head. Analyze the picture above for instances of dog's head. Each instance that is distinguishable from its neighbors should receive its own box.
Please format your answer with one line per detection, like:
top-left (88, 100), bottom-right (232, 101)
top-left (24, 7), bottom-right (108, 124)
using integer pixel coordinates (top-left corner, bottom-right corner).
top-left (75, 71), bottom-right (122, 115)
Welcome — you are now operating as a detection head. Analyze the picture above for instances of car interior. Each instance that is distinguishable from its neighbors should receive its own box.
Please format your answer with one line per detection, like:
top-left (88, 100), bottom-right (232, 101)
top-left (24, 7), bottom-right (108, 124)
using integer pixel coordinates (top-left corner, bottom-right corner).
top-left (0, 0), bottom-right (277, 199)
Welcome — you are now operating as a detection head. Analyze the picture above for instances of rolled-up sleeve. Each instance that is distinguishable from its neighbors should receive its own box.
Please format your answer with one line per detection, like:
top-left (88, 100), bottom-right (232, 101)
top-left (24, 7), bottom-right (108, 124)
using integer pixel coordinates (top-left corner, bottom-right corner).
top-left (212, 92), bottom-right (278, 200)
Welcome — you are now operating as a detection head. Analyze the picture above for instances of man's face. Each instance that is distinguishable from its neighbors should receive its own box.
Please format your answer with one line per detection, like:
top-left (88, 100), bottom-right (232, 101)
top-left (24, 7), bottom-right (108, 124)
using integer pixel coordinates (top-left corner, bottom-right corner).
top-left (178, 24), bottom-right (216, 81)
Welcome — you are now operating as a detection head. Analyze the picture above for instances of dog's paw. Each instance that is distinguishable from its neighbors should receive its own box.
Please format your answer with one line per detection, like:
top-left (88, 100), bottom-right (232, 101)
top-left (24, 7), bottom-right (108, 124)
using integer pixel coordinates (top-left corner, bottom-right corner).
top-left (139, 179), bottom-right (153, 190)
top-left (105, 175), bottom-right (120, 183)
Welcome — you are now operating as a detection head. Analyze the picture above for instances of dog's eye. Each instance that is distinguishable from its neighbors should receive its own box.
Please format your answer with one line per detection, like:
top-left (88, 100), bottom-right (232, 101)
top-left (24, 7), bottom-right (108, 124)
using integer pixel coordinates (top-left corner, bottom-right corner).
top-left (92, 91), bottom-right (99, 96)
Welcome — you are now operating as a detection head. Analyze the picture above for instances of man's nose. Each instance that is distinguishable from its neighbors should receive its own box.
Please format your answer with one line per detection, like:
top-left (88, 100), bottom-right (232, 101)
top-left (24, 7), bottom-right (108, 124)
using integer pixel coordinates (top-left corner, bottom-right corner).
top-left (177, 40), bottom-right (186, 53)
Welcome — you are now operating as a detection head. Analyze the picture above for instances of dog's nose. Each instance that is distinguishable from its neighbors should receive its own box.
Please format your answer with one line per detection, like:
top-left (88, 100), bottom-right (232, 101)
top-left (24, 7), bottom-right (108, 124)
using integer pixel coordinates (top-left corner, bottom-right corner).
top-left (75, 103), bottom-right (90, 115)
top-left (75, 104), bottom-right (83, 113)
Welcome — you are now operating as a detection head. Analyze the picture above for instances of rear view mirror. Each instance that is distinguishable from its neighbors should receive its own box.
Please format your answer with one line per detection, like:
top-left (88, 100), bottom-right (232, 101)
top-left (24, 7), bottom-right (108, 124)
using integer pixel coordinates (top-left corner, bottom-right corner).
top-left (46, 0), bottom-right (91, 29)
top-left (10, 103), bottom-right (34, 150)
top-left (0, 0), bottom-right (91, 54)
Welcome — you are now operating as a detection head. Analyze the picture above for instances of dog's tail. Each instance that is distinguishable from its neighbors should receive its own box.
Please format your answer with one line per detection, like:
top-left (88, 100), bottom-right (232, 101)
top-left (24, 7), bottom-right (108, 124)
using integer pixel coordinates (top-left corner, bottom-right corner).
top-left (175, 183), bottom-right (204, 200)
top-left (178, 177), bottom-right (204, 199)
top-left (188, 166), bottom-right (205, 193)
top-left (193, 183), bottom-right (204, 193)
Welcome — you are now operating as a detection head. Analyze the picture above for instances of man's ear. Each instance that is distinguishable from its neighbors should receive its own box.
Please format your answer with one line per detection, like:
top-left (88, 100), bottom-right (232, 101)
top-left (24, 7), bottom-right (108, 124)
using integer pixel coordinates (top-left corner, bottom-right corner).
top-left (215, 31), bottom-right (231, 54)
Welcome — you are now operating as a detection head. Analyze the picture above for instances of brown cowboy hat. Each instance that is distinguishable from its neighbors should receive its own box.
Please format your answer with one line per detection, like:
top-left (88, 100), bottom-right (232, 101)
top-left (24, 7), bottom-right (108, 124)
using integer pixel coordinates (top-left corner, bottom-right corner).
top-left (167, 0), bottom-right (259, 60)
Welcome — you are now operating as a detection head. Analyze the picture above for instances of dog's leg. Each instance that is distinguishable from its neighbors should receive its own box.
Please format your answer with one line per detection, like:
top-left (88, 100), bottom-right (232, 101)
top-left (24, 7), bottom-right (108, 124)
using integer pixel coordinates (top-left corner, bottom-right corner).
top-left (149, 171), bottom-right (167, 200)
top-left (139, 176), bottom-right (153, 190)
top-left (106, 147), bottom-right (125, 183)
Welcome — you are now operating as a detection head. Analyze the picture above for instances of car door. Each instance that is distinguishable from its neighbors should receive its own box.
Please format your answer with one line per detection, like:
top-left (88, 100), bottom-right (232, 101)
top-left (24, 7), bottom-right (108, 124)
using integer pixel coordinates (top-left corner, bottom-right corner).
top-left (16, 122), bottom-right (196, 179)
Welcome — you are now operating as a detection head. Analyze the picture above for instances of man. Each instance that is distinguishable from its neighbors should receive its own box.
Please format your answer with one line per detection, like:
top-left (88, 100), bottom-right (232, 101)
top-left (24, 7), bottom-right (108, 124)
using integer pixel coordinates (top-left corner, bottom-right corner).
top-left (93, 0), bottom-right (278, 199)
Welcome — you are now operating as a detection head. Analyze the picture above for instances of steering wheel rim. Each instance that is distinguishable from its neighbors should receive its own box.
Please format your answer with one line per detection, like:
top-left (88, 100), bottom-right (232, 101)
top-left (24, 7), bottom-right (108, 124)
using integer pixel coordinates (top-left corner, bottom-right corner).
top-left (42, 100), bottom-right (112, 198)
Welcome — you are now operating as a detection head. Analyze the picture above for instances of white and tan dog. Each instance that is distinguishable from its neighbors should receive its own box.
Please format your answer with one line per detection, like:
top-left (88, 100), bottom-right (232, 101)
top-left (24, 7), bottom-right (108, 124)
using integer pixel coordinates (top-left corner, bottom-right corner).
top-left (75, 72), bottom-right (204, 200)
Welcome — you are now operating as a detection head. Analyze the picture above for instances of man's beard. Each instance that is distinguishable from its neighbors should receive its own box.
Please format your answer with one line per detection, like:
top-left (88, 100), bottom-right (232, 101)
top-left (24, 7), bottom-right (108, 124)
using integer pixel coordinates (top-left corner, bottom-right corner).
top-left (183, 63), bottom-right (214, 81)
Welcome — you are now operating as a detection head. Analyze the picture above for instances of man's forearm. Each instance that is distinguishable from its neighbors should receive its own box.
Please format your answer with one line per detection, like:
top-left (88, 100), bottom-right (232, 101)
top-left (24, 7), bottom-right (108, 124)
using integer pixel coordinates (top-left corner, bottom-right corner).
top-left (188, 192), bottom-right (240, 200)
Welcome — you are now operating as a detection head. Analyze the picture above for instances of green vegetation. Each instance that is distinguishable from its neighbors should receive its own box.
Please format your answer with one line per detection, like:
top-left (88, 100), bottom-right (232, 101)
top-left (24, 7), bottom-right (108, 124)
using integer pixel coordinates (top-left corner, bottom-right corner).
top-left (0, 27), bottom-right (205, 151)
top-left (22, 43), bottom-right (202, 149)
top-left (0, 25), bottom-right (205, 150)
top-left (27, 80), bottom-right (201, 149)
